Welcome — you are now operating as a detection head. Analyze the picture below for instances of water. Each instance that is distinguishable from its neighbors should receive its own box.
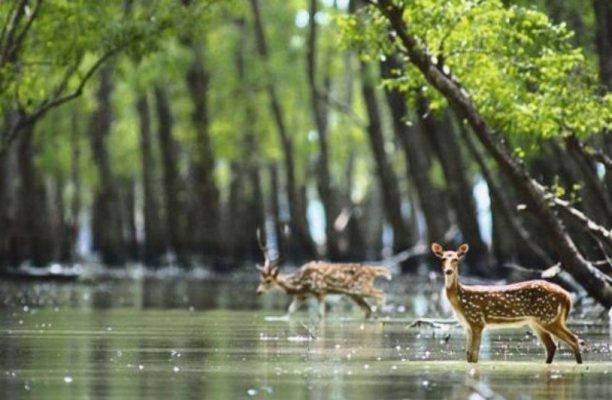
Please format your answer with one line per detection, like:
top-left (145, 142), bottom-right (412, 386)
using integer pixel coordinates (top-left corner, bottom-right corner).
top-left (0, 275), bottom-right (610, 399)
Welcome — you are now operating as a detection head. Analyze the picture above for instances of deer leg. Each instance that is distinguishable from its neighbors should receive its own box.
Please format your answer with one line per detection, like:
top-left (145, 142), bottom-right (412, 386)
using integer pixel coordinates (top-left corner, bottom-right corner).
top-left (466, 326), bottom-right (483, 363)
top-left (532, 324), bottom-right (557, 364)
top-left (316, 294), bottom-right (326, 319)
top-left (365, 288), bottom-right (385, 311)
top-left (549, 323), bottom-right (582, 364)
top-left (349, 295), bottom-right (372, 318)
top-left (286, 296), bottom-right (304, 316)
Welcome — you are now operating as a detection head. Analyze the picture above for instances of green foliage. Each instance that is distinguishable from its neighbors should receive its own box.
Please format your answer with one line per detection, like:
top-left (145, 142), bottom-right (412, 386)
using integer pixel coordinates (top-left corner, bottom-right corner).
top-left (0, 0), bottom-right (220, 118)
top-left (340, 0), bottom-right (611, 146)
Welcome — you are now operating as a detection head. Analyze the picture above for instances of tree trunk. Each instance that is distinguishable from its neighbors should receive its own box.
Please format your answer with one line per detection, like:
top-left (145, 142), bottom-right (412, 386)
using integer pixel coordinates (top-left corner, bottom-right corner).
top-left (247, 166), bottom-right (266, 259)
top-left (306, 0), bottom-right (340, 259)
top-left (250, 0), bottom-right (316, 259)
top-left (137, 93), bottom-right (166, 265)
top-left (374, 0), bottom-right (612, 307)
top-left (154, 86), bottom-right (188, 266)
top-left (16, 124), bottom-right (53, 267)
top-left (184, 42), bottom-right (222, 259)
top-left (88, 67), bottom-right (125, 266)
top-left (359, 61), bottom-right (412, 253)
top-left (227, 162), bottom-right (246, 260)
top-left (123, 179), bottom-right (139, 261)
top-left (593, 0), bottom-right (612, 91)
top-left (418, 100), bottom-right (488, 264)
top-left (0, 124), bottom-right (15, 270)
top-left (560, 138), bottom-right (612, 226)
top-left (460, 124), bottom-right (553, 267)
top-left (341, 149), bottom-right (367, 260)
top-left (380, 56), bottom-right (451, 244)
top-left (269, 163), bottom-right (285, 258)
top-left (592, 0), bottom-right (612, 199)
top-left (67, 105), bottom-right (82, 263)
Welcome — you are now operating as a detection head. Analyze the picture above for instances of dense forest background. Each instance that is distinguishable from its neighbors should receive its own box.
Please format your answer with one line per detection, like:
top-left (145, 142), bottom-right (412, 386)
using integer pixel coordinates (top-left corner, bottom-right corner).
top-left (0, 0), bottom-right (611, 306)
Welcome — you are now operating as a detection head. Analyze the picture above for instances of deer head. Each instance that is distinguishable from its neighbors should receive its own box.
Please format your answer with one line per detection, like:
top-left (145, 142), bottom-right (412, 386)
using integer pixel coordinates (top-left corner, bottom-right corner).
top-left (256, 229), bottom-right (280, 295)
top-left (431, 242), bottom-right (469, 277)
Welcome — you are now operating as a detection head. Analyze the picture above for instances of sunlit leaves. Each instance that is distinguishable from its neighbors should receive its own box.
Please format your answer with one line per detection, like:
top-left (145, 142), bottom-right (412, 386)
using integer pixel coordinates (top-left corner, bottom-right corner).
top-left (340, 0), bottom-right (611, 145)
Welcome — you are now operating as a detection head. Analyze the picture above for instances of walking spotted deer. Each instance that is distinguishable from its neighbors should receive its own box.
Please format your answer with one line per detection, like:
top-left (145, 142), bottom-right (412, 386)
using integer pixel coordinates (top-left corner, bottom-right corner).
top-left (431, 243), bottom-right (583, 364)
top-left (255, 233), bottom-right (391, 318)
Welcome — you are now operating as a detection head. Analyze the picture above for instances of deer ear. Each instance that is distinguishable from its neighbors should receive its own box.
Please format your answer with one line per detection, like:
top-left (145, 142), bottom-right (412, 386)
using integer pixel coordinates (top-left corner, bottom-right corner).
top-left (431, 242), bottom-right (444, 258)
top-left (457, 243), bottom-right (469, 258)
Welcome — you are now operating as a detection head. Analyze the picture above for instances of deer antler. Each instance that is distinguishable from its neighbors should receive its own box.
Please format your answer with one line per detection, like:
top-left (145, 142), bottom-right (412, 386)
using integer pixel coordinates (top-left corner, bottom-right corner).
top-left (256, 228), bottom-right (273, 272)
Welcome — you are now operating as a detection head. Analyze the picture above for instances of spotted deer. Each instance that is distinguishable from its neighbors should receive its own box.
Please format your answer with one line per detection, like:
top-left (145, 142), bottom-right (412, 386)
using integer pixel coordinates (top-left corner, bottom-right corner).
top-left (255, 233), bottom-right (391, 318)
top-left (431, 243), bottom-right (582, 364)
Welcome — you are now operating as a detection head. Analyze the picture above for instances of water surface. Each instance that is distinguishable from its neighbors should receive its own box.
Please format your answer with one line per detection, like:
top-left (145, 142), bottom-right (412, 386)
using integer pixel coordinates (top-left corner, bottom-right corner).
top-left (0, 275), bottom-right (610, 399)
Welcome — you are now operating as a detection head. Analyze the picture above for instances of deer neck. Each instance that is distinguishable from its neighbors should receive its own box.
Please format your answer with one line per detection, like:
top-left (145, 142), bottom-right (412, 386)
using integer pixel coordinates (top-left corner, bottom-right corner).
top-left (276, 273), bottom-right (300, 294)
top-left (444, 273), bottom-right (462, 304)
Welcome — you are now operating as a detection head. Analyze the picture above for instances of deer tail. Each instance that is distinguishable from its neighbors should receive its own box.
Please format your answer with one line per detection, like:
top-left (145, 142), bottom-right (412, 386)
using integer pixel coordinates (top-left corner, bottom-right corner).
top-left (558, 291), bottom-right (572, 323)
top-left (372, 266), bottom-right (392, 280)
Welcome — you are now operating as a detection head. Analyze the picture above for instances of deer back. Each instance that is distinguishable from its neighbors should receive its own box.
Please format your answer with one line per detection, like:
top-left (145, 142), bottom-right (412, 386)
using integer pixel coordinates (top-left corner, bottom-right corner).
top-left (288, 262), bottom-right (387, 295)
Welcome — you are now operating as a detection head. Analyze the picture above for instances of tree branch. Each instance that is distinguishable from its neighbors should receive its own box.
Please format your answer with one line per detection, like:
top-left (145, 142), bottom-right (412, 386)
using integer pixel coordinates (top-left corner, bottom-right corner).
top-left (0, 0), bottom-right (28, 66)
top-left (1, 47), bottom-right (119, 153)
top-left (543, 189), bottom-right (612, 248)
top-left (317, 91), bottom-right (367, 127)
top-left (566, 135), bottom-right (612, 171)
top-left (11, 0), bottom-right (42, 63)
top-left (0, 0), bottom-right (23, 56)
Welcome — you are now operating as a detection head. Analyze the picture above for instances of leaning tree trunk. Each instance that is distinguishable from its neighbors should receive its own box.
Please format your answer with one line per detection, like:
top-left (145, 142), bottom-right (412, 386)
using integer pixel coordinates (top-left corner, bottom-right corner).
top-left (418, 100), bottom-right (488, 265)
top-left (373, 0), bottom-right (612, 307)
top-left (88, 68), bottom-right (125, 266)
top-left (154, 86), bottom-right (188, 266)
top-left (306, 0), bottom-right (341, 260)
top-left (359, 61), bottom-right (412, 254)
top-left (380, 56), bottom-right (451, 245)
top-left (137, 93), bottom-right (166, 266)
top-left (250, 0), bottom-right (316, 259)
top-left (184, 42), bottom-right (222, 260)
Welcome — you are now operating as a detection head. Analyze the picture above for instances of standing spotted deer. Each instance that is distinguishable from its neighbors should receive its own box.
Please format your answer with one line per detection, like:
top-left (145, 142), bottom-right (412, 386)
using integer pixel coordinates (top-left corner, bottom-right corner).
top-left (255, 233), bottom-right (391, 318)
top-left (432, 243), bottom-right (583, 364)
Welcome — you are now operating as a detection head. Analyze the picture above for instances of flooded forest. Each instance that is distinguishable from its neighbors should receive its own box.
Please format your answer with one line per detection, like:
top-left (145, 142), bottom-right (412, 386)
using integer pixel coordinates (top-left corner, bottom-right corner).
top-left (0, 0), bottom-right (611, 399)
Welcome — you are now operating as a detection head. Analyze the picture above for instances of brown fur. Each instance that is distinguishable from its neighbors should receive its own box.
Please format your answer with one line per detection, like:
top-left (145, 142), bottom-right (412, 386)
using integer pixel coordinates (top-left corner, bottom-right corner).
top-left (432, 242), bottom-right (582, 364)
top-left (257, 261), bottom-right (391, 318)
